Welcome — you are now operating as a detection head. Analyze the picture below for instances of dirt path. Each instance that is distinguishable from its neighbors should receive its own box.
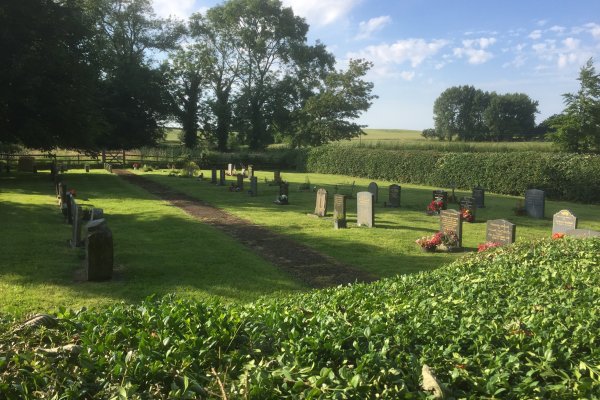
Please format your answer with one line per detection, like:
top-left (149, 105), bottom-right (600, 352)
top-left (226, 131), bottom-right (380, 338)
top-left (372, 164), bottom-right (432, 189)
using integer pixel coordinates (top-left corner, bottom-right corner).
top-left (114, 170), bottom-right (376, 288)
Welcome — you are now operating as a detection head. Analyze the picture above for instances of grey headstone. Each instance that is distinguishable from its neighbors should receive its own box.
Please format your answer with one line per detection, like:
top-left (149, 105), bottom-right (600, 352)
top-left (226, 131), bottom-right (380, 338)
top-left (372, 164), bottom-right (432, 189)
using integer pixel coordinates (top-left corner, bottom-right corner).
top-left (439, 209), bottom-right (462, 247)
top-left (250, 176), bottom-right (258, 196)
top-left (357, 191), bottom-right (375, 228)
top-left (211, 168), bottom-right (217, 184)
top-left (333, 194), bottom-right (347, 229)
top-left (486, 219), bottom-right (516, 245)
top-left (367, 182), bottom-right (379, 203)
top-left (314, 188), bottom-right (328, 217)
top-left (388, 184), bottom-right (400, 207)
top-left (236, 174), bottom-right (244, 191)
top-left (525, 189), bottom-right (545, 219)
top-left (432, 190), bottom-right (448, 210)
top-left (219, 169), bottom-right (226, 186)
top-left (472, 187), bottom-right (485, 208)
top-left (564, 229), bottom-right (600, 238)
top-left (552, 209), bottom-right (577, 234)
top-left (84, 218), bottom-right (108, 238)
top-left (85, 226), bottom-right (113, 281)
top-left (459, 197), bottom-right (477, 222)
top-left (70, 203), bottom-right (83, 248)
top-left (82, 207), bottom-right (104, 221)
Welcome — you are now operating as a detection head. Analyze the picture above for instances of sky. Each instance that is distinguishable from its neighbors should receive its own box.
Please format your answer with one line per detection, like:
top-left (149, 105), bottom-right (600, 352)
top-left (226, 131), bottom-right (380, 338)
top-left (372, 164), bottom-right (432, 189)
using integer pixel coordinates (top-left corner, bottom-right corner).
top-left (151, 0), bottom-right (600, 130)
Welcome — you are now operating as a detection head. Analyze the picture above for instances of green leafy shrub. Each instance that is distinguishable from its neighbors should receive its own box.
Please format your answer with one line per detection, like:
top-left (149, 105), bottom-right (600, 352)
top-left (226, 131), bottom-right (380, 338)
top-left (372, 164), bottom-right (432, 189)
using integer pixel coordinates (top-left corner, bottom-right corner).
top-left (2, 238), bottom-right (599, 398)
top-left (304, 145), bottom-right (600, 203)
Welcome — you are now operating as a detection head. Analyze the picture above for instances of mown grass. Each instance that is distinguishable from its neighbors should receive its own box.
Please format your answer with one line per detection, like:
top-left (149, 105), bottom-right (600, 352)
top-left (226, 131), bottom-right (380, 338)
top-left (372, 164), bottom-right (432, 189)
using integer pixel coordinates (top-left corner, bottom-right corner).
top-left (0, 171), bottom-right (302, 316)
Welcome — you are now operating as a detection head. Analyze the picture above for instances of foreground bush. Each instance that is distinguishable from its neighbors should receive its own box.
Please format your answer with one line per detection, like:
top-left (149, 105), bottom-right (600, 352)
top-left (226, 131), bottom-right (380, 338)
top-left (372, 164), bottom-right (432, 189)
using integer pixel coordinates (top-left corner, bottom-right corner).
top-left (304, 145), bottom-right (600, 203)
top-left (1, 238), bottom-right (599, 398)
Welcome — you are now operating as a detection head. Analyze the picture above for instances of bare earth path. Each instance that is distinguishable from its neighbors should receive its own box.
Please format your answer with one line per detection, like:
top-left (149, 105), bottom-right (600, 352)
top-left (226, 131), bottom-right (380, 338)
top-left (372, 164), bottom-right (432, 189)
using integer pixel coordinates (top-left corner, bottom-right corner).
top-left (114, 170), bottom-right (376, 288)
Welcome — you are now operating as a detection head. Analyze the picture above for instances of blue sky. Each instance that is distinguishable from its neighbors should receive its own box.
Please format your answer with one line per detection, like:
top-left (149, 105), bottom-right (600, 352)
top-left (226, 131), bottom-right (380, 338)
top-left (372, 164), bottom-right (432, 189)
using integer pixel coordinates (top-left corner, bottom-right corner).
top-left (152, 0), bottom-right (600, 130)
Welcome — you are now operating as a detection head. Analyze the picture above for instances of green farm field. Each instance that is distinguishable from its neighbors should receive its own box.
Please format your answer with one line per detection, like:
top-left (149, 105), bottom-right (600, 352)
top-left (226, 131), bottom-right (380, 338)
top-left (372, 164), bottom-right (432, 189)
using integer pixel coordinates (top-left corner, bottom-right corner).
top-left (2, 168), bottom-right (599, 316)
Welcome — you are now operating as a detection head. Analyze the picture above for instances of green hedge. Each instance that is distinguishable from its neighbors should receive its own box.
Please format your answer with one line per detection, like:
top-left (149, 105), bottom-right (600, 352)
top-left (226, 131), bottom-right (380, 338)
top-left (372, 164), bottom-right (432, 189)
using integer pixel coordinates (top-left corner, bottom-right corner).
top-left (2, 238), bottom-right (599, 398)
top-left (304, 145), bottom-right (600, 203)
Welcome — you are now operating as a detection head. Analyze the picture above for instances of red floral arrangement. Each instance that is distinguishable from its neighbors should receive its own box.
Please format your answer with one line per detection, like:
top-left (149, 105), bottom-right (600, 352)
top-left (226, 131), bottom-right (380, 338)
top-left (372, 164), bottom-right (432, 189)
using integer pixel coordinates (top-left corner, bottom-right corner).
top-left (552, 232), bottom-right (565, 239)
top-left (132, 163), bottom-right (140, 169)
top-left (460, 208), bottom-right (474, 222)
top-left (427, 199), bottom-right (444, 213)
top-left (477, 242), bottom-right (502, 252)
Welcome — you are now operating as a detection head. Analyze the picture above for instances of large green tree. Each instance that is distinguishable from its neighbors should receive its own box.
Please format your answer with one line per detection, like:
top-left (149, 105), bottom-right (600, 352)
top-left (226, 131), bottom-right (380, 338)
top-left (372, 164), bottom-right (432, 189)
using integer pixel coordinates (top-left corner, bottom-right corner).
top-left (433, 85), bottom-right (489, 141)
top-left (549, 58), bottom-right (600, 153)
top-left (484, 92), bottom-right (538, 141)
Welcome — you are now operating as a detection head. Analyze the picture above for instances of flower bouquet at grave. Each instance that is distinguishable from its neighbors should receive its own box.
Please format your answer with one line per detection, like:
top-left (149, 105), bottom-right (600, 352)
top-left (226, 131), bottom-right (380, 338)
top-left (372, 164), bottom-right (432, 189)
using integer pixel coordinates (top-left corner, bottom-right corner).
top-left (415, 232), bottom-right (443, 252)
top-left (437, 230), bottom-right (459, 251)
top-left (477, 241), bottom-right (502, 252)
top-left (132, 162), bottom-right (139, 170)
top-left (552, 232), bottom-right (565, 239)
top-left (426, 199), bottom-right (444, 215)
top-left (460, 208), bottom-right (474, 223)
top-left (274, 194), bottom-right (288, 205)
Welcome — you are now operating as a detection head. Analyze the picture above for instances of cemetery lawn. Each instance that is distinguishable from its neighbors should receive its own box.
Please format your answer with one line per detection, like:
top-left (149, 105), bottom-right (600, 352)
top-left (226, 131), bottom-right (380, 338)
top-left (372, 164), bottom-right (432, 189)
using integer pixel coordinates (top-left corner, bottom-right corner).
top-left (0, 171), bottom-right (303, 316)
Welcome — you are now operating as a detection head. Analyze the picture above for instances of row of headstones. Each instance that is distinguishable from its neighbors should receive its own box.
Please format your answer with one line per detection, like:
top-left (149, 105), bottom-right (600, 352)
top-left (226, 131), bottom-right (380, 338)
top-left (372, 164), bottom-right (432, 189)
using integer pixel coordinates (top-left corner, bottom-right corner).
top-left (56, 181), bottom-right (113, 281)
top-left (209, 166), bottom-right (260, 196)
top-left (104, 163), bottom-right (113, 173)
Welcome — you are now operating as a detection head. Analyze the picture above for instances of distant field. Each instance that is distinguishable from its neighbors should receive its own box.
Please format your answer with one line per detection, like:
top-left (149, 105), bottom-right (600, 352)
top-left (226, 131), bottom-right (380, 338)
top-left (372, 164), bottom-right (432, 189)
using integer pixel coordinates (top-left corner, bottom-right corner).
top-left (354, 129), bottom-right (423, 141)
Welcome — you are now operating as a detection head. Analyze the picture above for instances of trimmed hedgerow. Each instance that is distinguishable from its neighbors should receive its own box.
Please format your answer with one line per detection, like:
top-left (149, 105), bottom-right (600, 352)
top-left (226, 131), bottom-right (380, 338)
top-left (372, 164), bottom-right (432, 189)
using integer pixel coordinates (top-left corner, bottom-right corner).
top-left (304, 145), bottom-right (600, 203)
top-left (1, 238), bottom-right (599, 398)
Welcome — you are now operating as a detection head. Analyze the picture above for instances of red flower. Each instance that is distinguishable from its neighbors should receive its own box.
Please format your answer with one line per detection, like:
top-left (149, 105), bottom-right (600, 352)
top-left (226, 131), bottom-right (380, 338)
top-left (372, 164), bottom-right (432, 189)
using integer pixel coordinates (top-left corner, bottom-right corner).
top-left (552, 233), bottom-right (565, 239)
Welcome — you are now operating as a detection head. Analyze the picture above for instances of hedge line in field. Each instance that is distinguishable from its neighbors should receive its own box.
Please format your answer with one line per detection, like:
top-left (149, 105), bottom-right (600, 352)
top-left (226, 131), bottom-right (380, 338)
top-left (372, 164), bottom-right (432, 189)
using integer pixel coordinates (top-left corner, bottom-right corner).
top-left (304, 145), bottom-right (600, 203)
top-left (1, 238), bottom-right (599, 398)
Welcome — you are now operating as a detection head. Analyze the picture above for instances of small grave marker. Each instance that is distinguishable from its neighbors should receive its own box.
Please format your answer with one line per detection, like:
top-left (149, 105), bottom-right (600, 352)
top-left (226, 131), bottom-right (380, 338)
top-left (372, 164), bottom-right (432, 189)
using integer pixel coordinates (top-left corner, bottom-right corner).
top-left (314, 188), bottom-right (328, 217)
top-left (486, 219), bottom-right (516, 245)
top-left (459, 197), bottom-right (477, 223)
top-left (552, 209), bottom-right (577, 234)
top-left (525, 189), bottom-right (545, 219)
top-left (432, 190), bottom-right (448, 210)
top-left (356, 191), bottom-right (375, 227)
top-left (227, 163), bottom-right (233, 176)
top-left (367, 182), bottom-right (379, 203)
top-left (472, 186), bottom-right (485, 208)
top-left (333, 194), bottom-right (347, 229)
top-left (439, 209), bottom-right (462, 247)
top-left (85, 225), bottom-right (113, 281)
top-left (388, 184), bottom-right (401, 207)
top-left (236, 174), bottom-right (244, 191)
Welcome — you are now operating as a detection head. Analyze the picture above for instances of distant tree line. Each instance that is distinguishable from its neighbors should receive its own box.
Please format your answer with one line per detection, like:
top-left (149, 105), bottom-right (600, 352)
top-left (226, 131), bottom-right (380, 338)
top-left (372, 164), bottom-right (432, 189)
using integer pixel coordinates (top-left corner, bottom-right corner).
top-left (0, 0), bottom-right (376, 151)
top-left (423, 86), bottom-right (540, 142)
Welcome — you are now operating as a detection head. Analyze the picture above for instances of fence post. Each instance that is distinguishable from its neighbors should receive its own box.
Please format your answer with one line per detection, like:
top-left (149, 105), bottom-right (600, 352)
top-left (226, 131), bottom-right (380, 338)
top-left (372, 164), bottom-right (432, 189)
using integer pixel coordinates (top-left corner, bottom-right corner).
top-left (122, 150), bottom-right (126, 167)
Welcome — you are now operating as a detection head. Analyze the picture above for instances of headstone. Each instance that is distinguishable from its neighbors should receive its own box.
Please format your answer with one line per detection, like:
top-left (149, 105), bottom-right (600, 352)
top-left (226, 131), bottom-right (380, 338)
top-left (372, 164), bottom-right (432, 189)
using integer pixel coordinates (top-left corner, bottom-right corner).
top-left (432, 190), bottom-right (448, 210)
top-left (472, 186), bottom-right (485, 208)
top-left (486, 219), bottom-right (516, 245)
top-left (219, 169), bottom-right (226, 186)
top-left (250, 176), bottom-right (258, 196)
top-left (367, 182), bottom-right (379, 203)
top-left (314, 188), bottom-right (328, 217)
top-left (85, 226), bottom-right (113, 281)
top-left (525, 189), bottom-right (545, 219)
top-left (552, 209), bottom-right (577, 234)
top-left (82, 207), bottom-right (104, 221)
top-left (279, 182), bottom-right (289, 197)
top-left (84, 218), bottom-right (108, 238)
top-left (66, 194), bottom-right (74, 224)
top-left (333, 194), bottom-right (347, 229)
top-left (459, 197), bottom-right (477, 223)
top-left (388, 184), bottom-right (401, 208)
top-left (564, 229), bottom-right (600, 238)
top-left (85, 164), bottom-right (90, 173)
top-left (356, 191), bottom-right (375, 228)
top-left (236, 174), bottom-right (244, 191)
top-left (227, 163), bottom-right (233, 175)
top-left (17, 156), bottom-right (35, 172)
top-left (70, 203), bottom-right (83, 248)
top-left (211, 168), bottom-right (217, 184)
top-left (439, 209), bottom-right (462, 247)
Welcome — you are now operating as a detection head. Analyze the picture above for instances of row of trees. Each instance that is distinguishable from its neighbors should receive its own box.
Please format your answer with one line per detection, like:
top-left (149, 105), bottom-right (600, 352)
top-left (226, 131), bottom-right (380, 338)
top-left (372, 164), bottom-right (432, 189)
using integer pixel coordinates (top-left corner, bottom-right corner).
top-left (425, 86), bottom-right (539, 142)
top-left (0, 0), bottom-right (376, 151)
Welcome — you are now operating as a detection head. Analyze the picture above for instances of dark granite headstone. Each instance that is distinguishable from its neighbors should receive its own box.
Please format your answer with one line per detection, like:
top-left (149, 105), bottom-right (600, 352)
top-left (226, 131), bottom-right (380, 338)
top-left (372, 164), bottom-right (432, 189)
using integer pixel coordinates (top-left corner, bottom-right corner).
top-left (439, 209), bottom-right (462, 247)
top-left (459, 197), bottom-right (477, 223)
top-left (367, 182), bottom-right (379, 203)
top-left (333, 194), bottom-right (347, 229)
top-left (314, 188), bottom-right (328, 217)
top-left (388, 184), bottom-right (400, 207)
top-left (432, 190), bottom-right (448, 210)
top-left (486, 219), bottom-right (516, 245)
top-left (85, 226), bottom-right (113, 281)
top-left (472, 187), bottom-right (485, 208)
top-left (552, 209), bottom-right (577, 234)
top-left (219, 169), bottom-right (226, 186)
top-left (356, 191), bottom-right (375, 228)
top-left (564, 229), bottom-right (600, 238)
top-left (525, 189), bottom-right (545, 219)
top-left (236, 174), bottom-right (244, 191)
top-left (250, 176), bottom-right (258, 196)
top-left (211, 168), bottom-right (217, 184)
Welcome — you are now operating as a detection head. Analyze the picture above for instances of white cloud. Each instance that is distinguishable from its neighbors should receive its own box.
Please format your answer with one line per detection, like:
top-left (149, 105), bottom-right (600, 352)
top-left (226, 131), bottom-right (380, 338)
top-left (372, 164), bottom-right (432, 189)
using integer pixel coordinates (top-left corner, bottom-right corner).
top-left (400, 70), bottom-right (415, 81)
top-left (152, 0), bottom-right (197, 18)
top-left (282, 0), bottom-right (361, 26)
top-left (585, 23), bottom-right (600, 39)
top-left (549, 25), bottom-right (566, 34)
top-left (348, 38), bottom-right (448, 67)
top-left (355, 16), bottom-right (391, 40)
top-left (528, 30), bottom-right (543, 40)
top-left (453, 37), bottom-right (496, 65)
top-left (537, 19), bottom-right (548, 27)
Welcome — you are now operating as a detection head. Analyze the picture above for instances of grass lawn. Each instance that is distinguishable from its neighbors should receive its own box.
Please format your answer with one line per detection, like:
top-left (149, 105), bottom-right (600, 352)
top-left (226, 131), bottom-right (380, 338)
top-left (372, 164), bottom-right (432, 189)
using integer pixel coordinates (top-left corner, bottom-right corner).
top-left (0, 171), bottom-right (302, 316)
top-left (2, 168), bottom-right (599, 316)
